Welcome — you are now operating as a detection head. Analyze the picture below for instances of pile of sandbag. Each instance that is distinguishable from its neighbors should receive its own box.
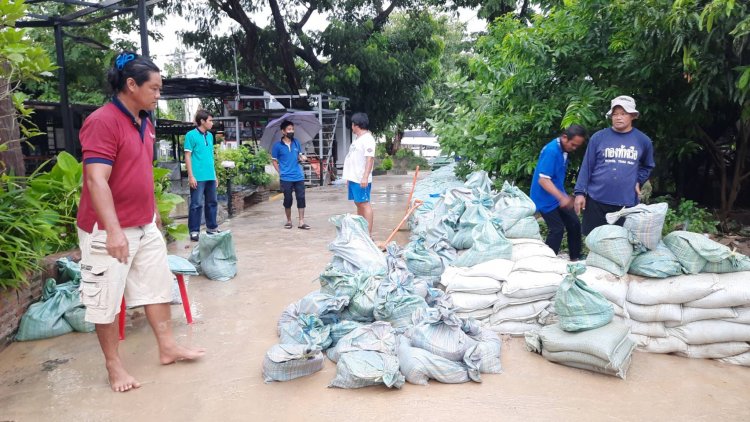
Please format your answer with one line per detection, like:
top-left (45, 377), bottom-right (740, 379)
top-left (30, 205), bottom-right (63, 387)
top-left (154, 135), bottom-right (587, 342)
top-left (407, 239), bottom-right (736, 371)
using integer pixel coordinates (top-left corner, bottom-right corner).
top-left (440, 239), bottom-right (567, 336)
top-left (526, 264), bottom-right (635, 379)
top-left (625, 272), bottom-right (750, 365)
top-left (263, 212), bottom-right (505, 386)
top-left (540, 262), bottom-right (750, 367)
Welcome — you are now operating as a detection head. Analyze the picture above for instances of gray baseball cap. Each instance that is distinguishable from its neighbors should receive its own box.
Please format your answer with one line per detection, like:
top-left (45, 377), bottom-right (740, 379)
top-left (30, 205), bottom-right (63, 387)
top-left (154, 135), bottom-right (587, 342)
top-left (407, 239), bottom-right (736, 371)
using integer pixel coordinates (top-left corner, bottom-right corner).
top-left (606, 95), bottom-right (640, 118)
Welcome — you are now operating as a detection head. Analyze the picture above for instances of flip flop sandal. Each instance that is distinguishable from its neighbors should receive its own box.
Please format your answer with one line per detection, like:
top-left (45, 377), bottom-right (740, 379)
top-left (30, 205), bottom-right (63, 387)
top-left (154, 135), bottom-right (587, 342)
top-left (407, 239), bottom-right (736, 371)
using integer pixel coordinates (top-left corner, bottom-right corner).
top-left (284, 222), bottom-right (293, 229)
top-left (298, 224), bottom-right (311, 230)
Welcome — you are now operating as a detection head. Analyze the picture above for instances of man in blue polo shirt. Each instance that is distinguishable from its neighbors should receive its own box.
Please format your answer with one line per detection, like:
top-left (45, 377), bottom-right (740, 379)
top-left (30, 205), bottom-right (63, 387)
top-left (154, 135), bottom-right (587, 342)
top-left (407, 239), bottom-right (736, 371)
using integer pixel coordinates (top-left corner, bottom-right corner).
top-left (530, 124), bottom-right (588, 261)
top-left (185, 109), bottom-right (219, 241)
top-left (272, 120), bottom-right (309, 229)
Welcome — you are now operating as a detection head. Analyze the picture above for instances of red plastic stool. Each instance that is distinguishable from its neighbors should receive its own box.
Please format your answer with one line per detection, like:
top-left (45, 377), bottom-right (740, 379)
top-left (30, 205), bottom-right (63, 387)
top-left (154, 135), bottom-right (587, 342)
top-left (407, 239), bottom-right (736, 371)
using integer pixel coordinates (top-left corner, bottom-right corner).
top-left (118, 273), bottom-right (193, 340)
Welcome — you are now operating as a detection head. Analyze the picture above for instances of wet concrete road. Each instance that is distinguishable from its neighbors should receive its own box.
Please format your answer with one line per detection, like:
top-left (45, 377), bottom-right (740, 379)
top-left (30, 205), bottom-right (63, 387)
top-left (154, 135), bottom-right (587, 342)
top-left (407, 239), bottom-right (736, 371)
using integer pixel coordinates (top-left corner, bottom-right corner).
top-left (1, 173), bottom-right (749, 421)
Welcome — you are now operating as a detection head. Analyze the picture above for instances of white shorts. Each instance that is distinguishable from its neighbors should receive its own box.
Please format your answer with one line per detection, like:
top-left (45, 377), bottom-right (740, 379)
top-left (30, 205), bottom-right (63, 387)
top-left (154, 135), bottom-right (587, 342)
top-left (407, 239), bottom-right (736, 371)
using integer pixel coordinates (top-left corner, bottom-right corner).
top-left (77, 221), bottom-right (173, 324)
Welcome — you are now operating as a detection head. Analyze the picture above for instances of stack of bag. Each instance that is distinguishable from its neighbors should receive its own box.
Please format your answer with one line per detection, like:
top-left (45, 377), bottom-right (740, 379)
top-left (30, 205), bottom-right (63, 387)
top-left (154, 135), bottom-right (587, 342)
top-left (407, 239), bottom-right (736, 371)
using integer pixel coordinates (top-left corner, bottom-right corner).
top-left (526, 264), bottom-right (635, 379)
top-left (263, 213), bottom-right (505, 387)
top-left (576, 204), bottom-right (750, 367)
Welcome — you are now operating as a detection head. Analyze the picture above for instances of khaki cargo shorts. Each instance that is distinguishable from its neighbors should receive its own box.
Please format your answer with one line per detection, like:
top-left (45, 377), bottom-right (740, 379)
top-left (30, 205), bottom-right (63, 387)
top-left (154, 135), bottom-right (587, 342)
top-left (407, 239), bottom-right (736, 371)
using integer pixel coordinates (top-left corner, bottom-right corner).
top-left (77, 220), bottom-right (173, 324)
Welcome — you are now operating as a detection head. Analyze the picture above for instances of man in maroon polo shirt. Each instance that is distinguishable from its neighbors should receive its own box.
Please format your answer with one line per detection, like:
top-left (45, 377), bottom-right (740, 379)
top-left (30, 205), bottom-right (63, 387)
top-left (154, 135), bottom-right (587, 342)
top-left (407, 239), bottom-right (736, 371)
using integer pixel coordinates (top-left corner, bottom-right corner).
top-left (77, 52), bottom-right (204, 393)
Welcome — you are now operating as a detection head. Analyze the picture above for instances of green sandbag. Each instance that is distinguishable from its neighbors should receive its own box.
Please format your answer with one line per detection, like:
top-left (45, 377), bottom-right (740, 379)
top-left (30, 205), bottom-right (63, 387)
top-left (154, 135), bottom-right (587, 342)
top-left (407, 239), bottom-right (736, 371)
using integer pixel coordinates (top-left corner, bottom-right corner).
top-left (56, 257), bottom-right (81, 283)
top-left (585, 225), bottom-right (641, 276)
top-left (451, 199), bottom-right (492, 250)
top-left (663, 231), bottom-right (733, 274)
top-left (196, 230), bottom-right (238, 281)
top-left (702, 252), bottom-right (750, 273)
top-left (628, 242), bottom-right (684, 278)
top-left (319, 265), bottom-right (358, 299)
top-left (452, 218), bottom-right (513, 267)
top-left (404, 239), bottom-right (443, 277)
top-left (554, 264), bottom-right (614, 332)
top-left (63, 307), bottom-right (96, 333)
top-left (502, 215), bottom-right (542, 240)
top-left (344, 271), bottom-right (383, 322)
top-left (16, 279), bottom-right (77, 341)
top-left (494, 181), bottom-right (536, 222)
top-left (605, 203), bottom-right (668, 250)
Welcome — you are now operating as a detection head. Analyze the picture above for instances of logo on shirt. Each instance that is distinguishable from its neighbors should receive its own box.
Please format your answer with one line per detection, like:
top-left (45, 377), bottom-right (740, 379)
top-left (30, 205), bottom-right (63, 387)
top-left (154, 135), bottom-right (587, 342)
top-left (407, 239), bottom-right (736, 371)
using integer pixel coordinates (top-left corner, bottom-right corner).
top-left (603, 145), bottom-right (638, 164)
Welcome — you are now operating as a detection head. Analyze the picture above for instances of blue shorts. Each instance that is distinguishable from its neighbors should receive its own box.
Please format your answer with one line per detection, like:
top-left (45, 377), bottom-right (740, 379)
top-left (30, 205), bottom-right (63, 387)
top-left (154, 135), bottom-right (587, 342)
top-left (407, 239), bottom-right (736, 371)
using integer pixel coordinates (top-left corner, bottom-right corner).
top-left (348, 181), bottom-right (372, 203)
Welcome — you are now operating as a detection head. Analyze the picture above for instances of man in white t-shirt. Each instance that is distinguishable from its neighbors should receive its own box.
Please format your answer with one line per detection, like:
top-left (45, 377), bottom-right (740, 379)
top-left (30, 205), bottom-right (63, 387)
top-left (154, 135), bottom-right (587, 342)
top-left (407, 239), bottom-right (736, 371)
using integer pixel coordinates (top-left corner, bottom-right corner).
top-left (342, 112), bottom-right (376, 235)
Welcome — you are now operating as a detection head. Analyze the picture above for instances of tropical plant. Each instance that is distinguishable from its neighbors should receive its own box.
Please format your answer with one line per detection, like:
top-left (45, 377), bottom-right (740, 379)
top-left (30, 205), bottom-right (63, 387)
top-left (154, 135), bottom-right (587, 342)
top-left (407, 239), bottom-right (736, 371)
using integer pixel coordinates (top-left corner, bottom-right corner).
top-left (1, 0), bottom-right (56, 176)
top-left (214, 146), bottom-right (272, 194)
top-left (0, 172), bottom-right (68, 289)
top-left (153, 167), bottom-right (189, 241)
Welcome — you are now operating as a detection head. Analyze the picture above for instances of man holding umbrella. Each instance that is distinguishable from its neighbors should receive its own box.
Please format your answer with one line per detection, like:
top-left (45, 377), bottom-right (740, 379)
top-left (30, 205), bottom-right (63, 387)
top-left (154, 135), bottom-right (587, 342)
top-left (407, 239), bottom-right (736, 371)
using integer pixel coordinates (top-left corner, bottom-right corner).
top-left (271, 120), bottom-right (310, 229)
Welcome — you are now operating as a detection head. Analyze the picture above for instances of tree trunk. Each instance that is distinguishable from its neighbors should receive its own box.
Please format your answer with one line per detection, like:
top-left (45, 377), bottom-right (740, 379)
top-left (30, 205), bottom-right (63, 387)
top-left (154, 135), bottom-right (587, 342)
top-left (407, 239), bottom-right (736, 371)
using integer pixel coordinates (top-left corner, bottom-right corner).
top-left (0, 76), bottom-right (25, 176)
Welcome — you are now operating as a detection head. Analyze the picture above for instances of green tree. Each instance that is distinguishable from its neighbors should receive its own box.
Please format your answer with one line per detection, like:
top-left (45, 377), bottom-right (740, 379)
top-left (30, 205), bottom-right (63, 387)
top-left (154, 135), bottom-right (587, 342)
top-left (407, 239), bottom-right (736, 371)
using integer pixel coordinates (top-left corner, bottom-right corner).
top-left (172, 2), bottom-right (451, 133)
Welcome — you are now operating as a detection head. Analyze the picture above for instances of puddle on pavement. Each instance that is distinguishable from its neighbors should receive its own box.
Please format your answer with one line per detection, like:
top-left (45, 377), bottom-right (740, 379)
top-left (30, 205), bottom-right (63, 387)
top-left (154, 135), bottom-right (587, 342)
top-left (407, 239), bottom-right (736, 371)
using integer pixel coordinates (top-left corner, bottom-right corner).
top-left (41, 358), bottom-right (70, 372)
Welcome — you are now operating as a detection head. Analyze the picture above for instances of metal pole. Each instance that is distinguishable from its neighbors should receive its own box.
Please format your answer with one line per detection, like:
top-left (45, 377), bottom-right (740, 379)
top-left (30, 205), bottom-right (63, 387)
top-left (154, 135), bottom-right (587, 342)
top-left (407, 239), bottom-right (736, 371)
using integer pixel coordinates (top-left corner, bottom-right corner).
top-left (54, 24), bottom-right (75, 156)
top-left (318, 94), bottom-right (324, 186)
top-left (138, 0), bottom-right (149, 57)
top-left (227, 176), bottom-right (233, 217)
top-left (232, 45), bottom-right (240, 104)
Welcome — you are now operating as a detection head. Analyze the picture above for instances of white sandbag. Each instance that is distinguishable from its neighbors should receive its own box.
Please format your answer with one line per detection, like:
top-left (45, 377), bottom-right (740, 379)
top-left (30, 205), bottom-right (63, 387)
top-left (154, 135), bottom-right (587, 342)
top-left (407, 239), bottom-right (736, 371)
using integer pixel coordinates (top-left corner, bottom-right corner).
top-left (449, 292), bottom-right (498, 312)
top-left (717, 351), bottom-right (750, 366)
top-left (455, 309), bottom-right (494, 320)
top-left (669, 320), bottom-right (750, 344)
top-left (626, 274), bottom-right (719, 305)
top-left (625, 302), bottom-right (682, 323)
top-left (684, 274), bottom-right (750, 308)
top-left (440, 266), bottom-right (503, 294)
top-left (510, 242), bottom-right (557, 262)
top-left (486, 320), bottom-right (542, 336)
top-left (612, 303), bottom-right (629, 319)
top-left (461, 258), bottom-right (515, 280)
top-left (613, 316), bottom-right (667, 338)
top-left (494, 292), bottom-right (556, 310)
top-left (725, 307), bottom-right (750, 324)
top-left (397, 336), bottom-right (476, 385)
top-left (502, 271), bottom-right (564, 298)
top-left (329, 351), bottom-right (405, 389)
top-left (513, 256), bottom-right (570, 274)
top-left (675, 342), bottom-right (750, 359)
top-left (489, 301), bottom-right (551, 325)
top-left (632, 335), bottom-right (688, 354)
top-left (577, 266), bottom-right (629, 307)
top-left (663, 307), bottom-right (738, 327)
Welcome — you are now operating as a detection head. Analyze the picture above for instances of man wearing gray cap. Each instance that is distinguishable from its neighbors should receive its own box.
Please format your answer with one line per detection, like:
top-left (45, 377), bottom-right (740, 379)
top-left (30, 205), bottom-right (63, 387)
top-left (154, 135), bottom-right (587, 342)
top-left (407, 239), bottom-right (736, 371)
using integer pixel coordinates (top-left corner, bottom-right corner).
top-left (573, 95), bottom-right (655, 234)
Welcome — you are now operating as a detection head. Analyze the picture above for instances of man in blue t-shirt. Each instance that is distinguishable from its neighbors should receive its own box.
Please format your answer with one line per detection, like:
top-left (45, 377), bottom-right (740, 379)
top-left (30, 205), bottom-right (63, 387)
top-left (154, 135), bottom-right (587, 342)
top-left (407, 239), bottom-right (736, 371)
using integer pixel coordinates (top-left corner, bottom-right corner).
top-left (185, 109), bottom-right (219, 242)
top-left (574, 95), bottom-right (656, 234)
top-left (271, 120), bottom-right (310, 229)
top-left (530, 125), bottom-right (588, 260)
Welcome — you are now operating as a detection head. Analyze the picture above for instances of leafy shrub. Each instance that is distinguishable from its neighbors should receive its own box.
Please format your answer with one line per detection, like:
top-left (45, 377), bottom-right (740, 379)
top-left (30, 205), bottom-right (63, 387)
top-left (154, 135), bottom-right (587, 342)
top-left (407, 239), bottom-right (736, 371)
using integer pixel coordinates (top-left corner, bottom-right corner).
top-left (395, 148), bottom-right (414, 159)
top-left (153, 167), bottom-right (188, 241)
top-left (653, 196), bottom-right (719, 235)
top-left (380, 156), bottom-right (394, 170)
top-left (0, 173), bottom-right (69, 289)
top-left (214, 146), bottom-right (272, 194)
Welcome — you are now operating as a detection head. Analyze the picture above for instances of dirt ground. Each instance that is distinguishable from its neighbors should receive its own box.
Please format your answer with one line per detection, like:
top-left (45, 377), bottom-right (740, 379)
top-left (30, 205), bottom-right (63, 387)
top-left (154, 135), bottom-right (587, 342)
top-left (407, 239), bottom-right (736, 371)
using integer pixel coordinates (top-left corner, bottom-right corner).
top-left (1, 173), bottom-right (749, 422)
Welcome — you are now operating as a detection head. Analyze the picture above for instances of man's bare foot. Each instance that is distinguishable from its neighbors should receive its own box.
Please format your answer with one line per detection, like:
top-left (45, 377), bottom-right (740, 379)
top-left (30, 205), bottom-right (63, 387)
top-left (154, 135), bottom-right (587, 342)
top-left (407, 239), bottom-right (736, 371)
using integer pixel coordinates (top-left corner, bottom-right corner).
top-left (106, 360), bottom-right (141, 392)
top-left (160, 344), bottom-right (206, 365)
